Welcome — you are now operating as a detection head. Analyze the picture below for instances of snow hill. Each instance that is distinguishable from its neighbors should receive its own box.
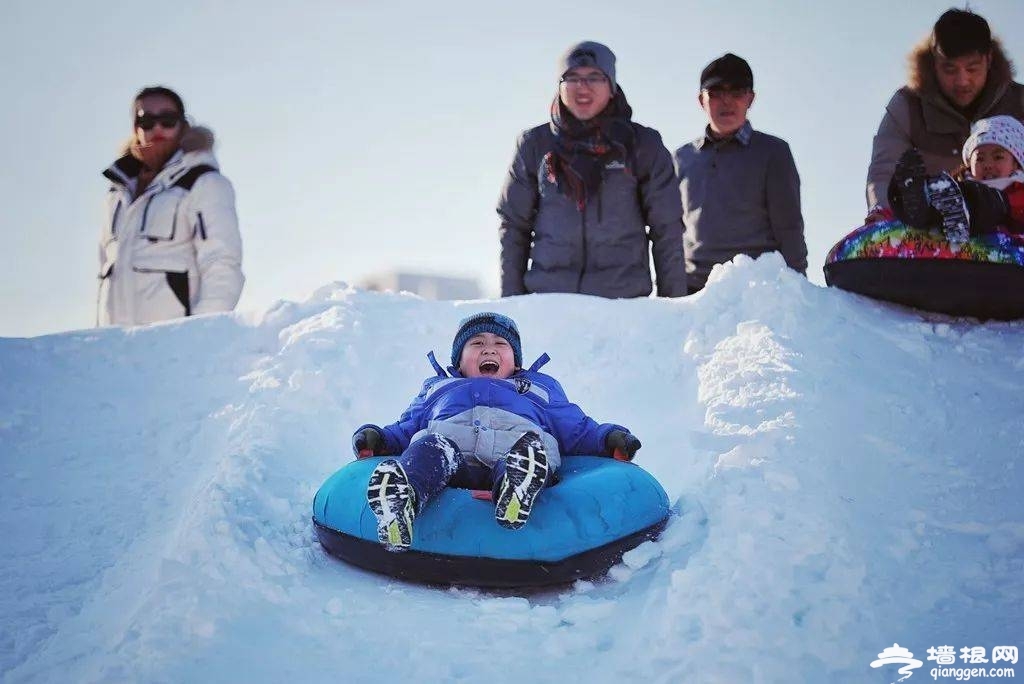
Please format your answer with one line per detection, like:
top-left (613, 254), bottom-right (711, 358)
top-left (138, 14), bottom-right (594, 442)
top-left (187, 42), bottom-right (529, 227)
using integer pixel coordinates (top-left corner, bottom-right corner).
top-left (2, 255), bottom-right (1022, 683)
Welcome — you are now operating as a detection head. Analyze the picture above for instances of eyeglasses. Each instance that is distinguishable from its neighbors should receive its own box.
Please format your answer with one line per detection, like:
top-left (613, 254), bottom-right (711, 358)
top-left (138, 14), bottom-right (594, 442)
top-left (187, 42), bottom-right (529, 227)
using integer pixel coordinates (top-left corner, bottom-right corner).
top-left (702, 88), bottom-right (752, 101)
top-left (560, 74), bottom-right (609, 88)
top-left (135, 111), bottom-right (182, 131)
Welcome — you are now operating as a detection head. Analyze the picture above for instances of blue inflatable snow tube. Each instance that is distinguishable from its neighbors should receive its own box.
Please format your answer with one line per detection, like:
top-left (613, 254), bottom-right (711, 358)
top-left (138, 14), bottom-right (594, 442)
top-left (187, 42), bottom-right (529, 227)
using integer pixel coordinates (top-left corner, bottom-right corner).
top-left (312, 455), bottom-right (671, 587)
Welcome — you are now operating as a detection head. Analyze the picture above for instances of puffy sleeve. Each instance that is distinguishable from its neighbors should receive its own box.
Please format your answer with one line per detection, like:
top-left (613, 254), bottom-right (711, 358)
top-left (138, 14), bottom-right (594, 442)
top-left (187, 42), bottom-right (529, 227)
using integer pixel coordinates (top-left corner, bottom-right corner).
top-left (371, 378), bottom-right (436, 454)
top-left (765, 139), bottom-right (807, 274)
top-left (636, 128), bottom-right (687, 297)
top-left (866, 92), bottom-right (913, 209)
top-left (497, 130), bottom-right (540, 296)
top-left (537, 375), bottom-right (627, 455)
top-left (188, 172), bottom-right (245, 314)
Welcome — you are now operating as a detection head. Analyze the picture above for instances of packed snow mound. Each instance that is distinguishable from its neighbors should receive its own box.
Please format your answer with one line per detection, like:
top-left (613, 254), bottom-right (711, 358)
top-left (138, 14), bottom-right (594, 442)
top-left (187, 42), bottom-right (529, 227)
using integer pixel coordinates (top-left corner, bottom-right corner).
top-left (2, 254), bottom-right (1021, 683)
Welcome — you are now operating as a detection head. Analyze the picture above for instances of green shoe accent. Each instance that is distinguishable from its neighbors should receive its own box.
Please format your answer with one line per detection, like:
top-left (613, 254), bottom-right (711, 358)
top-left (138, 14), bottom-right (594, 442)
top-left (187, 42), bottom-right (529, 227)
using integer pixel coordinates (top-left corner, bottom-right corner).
top-left (495, 432), bottom-right (549, 530)
top-left (502, 494), bottom-right (521, 522)
top-left (366, 461), bottom-right (416, 550)
top-left (387, 520), bottom-right (403, 546)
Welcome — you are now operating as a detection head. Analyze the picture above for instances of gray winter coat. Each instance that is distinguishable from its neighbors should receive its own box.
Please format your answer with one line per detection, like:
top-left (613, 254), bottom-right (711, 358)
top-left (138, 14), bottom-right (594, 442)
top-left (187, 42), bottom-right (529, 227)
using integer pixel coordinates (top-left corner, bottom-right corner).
top-left (498, 123), bottom-right (687, 298)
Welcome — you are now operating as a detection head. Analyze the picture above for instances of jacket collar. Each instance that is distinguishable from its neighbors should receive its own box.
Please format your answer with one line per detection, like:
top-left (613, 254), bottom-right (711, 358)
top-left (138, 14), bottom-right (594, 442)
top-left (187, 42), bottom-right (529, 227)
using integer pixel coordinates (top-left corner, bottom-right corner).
top-left (918, 77), bottom-right (1012, 134)
top-left (696, 120), bottom-right (753, 149)
top-left (103, 148), bottom-right (219, 191)
top-left (429, 351), bottom-right (550, 377)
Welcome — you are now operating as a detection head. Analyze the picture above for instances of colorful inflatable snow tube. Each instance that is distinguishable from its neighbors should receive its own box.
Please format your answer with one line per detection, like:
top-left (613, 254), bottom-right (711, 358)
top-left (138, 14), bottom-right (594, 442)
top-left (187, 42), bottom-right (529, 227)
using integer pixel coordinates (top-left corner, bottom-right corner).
top-left (312, 455), bottom-right (670, 588)
top-left (824, 219), bottom-right (1024, 319)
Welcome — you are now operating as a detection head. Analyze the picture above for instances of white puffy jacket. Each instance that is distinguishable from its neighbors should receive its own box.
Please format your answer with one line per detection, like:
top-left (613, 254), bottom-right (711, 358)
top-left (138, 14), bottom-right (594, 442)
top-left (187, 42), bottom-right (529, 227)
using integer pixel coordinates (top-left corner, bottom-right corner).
top-left (98, 135), bottom-right (244, 326)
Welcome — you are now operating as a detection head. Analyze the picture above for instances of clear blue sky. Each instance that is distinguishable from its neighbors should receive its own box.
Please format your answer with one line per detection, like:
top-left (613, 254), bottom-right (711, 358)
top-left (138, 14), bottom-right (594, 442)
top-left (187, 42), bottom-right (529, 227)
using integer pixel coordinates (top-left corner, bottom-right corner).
top-left (2, 0), bottom-right (1022, 337)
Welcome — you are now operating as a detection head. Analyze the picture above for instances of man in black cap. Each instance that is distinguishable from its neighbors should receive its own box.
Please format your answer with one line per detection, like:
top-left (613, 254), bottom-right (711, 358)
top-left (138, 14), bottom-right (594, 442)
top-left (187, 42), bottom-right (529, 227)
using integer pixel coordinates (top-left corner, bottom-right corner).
top-left (673, 53), bottom-right (807, 293)
top-left (865, 8), bottom-right (1024, 216)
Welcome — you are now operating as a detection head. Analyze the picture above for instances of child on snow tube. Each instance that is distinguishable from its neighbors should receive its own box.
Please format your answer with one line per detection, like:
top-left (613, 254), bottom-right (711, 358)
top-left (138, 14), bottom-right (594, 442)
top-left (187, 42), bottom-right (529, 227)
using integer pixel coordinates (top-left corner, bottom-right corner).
top-left (888, 115), bottom-right (1024, 241)
top-left (351, 312), bottom-right (643, 551)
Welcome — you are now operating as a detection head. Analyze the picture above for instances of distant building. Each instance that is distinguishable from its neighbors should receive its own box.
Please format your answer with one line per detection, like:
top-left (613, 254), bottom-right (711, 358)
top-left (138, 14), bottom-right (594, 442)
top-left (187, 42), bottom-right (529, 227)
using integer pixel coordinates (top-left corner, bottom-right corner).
top-left (360, 271), bottom-right (482, 300)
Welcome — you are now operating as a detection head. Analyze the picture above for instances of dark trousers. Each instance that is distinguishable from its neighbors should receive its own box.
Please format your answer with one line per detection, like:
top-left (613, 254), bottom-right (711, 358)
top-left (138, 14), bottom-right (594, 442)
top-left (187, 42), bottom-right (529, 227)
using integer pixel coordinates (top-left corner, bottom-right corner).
top-left (393, 433), bottom-right (510, 512)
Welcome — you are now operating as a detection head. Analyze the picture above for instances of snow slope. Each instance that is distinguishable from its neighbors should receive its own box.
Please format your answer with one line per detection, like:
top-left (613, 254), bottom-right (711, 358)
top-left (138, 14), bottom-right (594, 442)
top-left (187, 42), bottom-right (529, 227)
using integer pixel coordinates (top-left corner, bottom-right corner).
top-left (2, 255), bottom-right (1021, 683)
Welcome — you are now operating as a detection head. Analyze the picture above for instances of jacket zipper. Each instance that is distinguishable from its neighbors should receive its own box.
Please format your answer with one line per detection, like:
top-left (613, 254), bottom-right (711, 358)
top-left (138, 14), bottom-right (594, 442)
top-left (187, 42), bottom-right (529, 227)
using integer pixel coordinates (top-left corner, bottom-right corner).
top-left (577, 206), bottom-right (588, 293)
top-left (139, 194), bottom-right (155, 234)
top-left (110, 200), bottom-right (122, 237)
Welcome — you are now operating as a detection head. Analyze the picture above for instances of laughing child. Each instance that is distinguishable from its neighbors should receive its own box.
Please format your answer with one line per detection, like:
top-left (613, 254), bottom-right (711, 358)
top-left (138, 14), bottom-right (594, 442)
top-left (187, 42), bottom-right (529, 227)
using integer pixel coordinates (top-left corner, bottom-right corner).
top-left (351, 312), bottom-right (642, 550)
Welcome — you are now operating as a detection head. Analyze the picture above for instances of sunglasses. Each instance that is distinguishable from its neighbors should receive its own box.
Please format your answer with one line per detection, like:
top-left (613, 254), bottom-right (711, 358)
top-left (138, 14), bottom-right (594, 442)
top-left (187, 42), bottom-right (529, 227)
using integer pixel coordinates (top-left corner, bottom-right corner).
top-left (135, 111), bottom-right (182, 131)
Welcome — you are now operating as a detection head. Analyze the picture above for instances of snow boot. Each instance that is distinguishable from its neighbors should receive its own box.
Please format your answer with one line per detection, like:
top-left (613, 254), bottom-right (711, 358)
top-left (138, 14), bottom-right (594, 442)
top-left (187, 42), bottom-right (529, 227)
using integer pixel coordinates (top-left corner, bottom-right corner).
top-left (924, 173), bottom-right (971, 244)
top-left (889, 148), bottom-right (933, 229)
top-left (366, 460), bottom-right (417, 550)
top-left (495, 432), bottom-right (549, 530)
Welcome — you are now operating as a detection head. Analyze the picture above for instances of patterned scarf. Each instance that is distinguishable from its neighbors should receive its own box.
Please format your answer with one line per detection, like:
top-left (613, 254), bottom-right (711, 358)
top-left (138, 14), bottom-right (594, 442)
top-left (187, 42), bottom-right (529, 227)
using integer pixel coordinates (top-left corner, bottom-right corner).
top-left (545, 87), bottom-right (636, 211)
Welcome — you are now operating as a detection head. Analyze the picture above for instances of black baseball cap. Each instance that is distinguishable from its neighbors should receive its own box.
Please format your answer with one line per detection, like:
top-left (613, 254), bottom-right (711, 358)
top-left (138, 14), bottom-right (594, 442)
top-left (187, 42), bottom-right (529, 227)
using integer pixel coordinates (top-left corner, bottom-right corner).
top-left (700, 53), bottom-right (754, 91)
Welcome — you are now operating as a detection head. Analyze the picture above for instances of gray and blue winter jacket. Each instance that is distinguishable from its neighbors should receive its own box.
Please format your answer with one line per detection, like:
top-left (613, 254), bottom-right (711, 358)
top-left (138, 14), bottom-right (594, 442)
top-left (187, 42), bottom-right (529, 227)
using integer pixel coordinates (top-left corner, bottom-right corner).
top-left (359, 354), bottom-right (626, 473)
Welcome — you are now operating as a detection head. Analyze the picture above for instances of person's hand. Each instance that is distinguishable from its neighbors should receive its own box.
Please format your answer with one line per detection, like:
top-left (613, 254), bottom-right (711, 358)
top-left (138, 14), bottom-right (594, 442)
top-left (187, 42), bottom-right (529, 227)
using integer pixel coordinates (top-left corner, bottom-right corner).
top-left (864, 204), bottom-right (894, 225)
top-left (352, 427), bottom-right (384, 458)
top-left (605, 430), bottom-right (642, 461)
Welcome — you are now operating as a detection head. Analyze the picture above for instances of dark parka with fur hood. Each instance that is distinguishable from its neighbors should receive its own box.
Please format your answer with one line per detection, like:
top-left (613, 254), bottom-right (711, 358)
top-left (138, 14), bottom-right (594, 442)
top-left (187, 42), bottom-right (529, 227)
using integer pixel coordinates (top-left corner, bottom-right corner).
top-left (866, 38), bottom-right (1024, 208)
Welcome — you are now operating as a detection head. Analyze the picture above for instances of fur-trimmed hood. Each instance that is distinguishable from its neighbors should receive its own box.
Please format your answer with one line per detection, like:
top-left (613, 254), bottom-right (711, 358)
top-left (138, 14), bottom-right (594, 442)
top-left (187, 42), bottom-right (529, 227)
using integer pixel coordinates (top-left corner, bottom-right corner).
top-left (116, 125), bottom-right (215, 157)
top-left (907, 36), bottom-right (1016, 97)
top-left (104, 125), bottom-right (219, 189)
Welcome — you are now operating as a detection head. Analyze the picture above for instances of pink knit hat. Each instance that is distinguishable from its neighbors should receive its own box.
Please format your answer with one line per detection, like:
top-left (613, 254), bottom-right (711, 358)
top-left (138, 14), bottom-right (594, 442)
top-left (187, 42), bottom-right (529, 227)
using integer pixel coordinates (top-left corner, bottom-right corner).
top-left (962, 115), bottom-right (1024, 171)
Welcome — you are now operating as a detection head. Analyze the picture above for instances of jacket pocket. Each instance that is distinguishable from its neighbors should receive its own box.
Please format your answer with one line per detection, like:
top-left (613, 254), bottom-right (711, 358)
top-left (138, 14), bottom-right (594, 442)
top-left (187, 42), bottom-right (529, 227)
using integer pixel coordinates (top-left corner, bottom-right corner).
top-left (139, 192), bottom-right (185, 241)
top-left (131, 266), bottom-right (192, 319)
top-left (529, 239), bottom-right (577, 270)
top-left (590, 233), bottom-right (647, 270)
top-left (602, 166), bottom-right (638, 204)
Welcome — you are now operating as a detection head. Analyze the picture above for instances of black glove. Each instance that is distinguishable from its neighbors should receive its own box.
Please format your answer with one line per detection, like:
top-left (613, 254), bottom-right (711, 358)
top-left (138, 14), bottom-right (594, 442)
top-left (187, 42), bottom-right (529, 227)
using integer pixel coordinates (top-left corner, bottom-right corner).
top-left (605, 430), bottom-right (641, 461)
top-left (352, 427), bottom-right (384, 458)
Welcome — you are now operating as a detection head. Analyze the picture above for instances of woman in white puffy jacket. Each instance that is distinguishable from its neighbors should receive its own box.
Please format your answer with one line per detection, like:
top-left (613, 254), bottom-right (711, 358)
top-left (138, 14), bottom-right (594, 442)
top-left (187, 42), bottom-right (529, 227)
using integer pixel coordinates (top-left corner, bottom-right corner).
top-left (98, 86), bottom-right (244, 326)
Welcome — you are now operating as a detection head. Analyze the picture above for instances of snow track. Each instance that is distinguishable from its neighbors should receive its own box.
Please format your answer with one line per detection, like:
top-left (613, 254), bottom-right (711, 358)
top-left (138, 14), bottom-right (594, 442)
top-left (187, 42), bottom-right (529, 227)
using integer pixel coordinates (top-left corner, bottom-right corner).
top-left (2, 255), bottom-right (1021, 683)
